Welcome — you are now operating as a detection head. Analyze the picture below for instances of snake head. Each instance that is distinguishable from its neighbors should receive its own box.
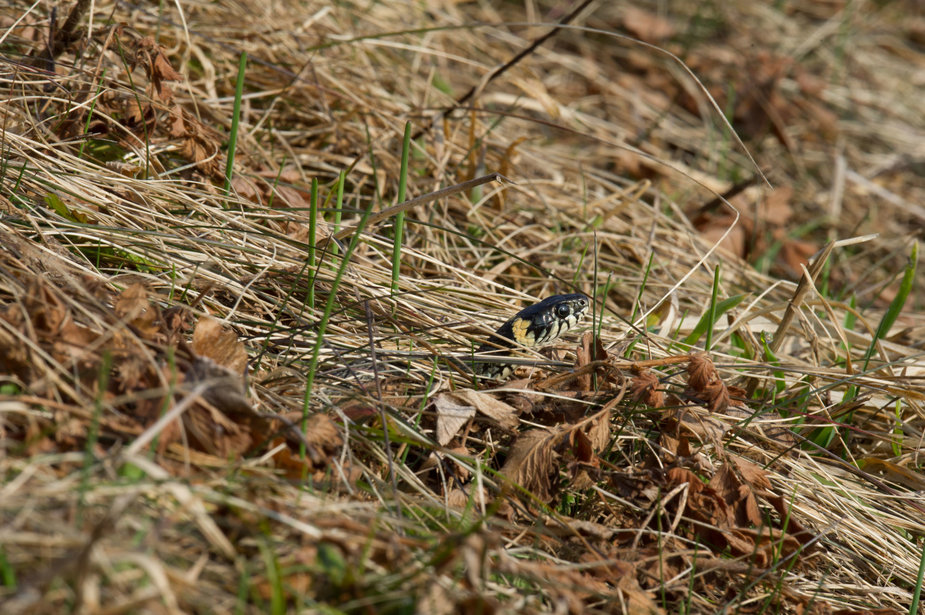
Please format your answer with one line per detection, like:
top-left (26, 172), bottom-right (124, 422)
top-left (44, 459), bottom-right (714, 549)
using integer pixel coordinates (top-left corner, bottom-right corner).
top-left (474, 293), bottom-right (590, 379)
top-left (510, 293), bottom-right (590, 346)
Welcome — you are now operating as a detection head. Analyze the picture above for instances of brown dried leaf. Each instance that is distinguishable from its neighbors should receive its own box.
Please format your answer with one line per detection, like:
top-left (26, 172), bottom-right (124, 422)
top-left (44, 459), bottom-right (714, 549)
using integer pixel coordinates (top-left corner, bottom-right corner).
top-left (303, 413), bottom-right (343, 458)
top-left (571, 429), bottom-right (594, 463)
top-left (183, 401), bottom-right (254, 458)
top-left (433, 393), bottom-right (475, 446)
top-left (727, 527), bottom-right (800, 567)
top-left (273, 184), bottom-right (310, 210)
top-left (500, 428), bottom-right (563, 502)
top-left (135, 36), bottom-right (184, 102)
top-left (445, 486), bottom-right (480, 509)
top-left (24, 281), bottom-right (68, 334)
top-left (778, 236), bottom-right (818, 277)
top-left (666, 467), bottom-right (735, 528)
top-left (710, 463), bottom-right (763, 528)
top-left (279, 219), bottom-right (332, 245)
top-left (433, 446), bottom-right (473, 482)
top-left (761, 185), bottom-right (793, 226)
top-left (452, 389), bottom-right (519, 430)
top-left (271, 414), bottom-right (344, 478)
top-left (663, 406), bottom-right (729, 444)
top-left (231, 176), bottom-right (260, 201)
top-left (257, 167), bottom-right (302, 183)
top-left (169, 108), bottom-right (223, 177)
top-left (585, 408), bottom-right (611, 452)
top-left (113, 282), bottom-right (148, 321)
top-left (622, 7), bottom-right (675, 43)
top-left (609, 471), bottom-right (659, 502)
top-left (617, 573), bottom-right (665, 615)
top-left (270, 439), bottom-right (315, 479)
top-left (187, 357), bottom-right (253, 417)
top-left (192, 316), bottom-right (248, 375)
top-left (731, 455), bottom-right (772, 492)
top-left (695, 211), bottom-right (748, 258)
top-left (53, 319), bottom-right (99, 372)
top-left (114, 283), bottom-right (161, 340)
top-left (687, 353), bottom-right (718, 391)
top-left (765, 493), bottom-right (816, 548)
top-left (703, 379), bottom-right (730, 414)
top-left (661, 434), bottom-right (683, 457)
top-left (0, 325), bottom-right (31, 380)
top-left (631, 369), bottom-right (664, 408)
top-left (111, 331), bottom-right (155, 392)
top-left (576, 331), bottom-right (608, 390)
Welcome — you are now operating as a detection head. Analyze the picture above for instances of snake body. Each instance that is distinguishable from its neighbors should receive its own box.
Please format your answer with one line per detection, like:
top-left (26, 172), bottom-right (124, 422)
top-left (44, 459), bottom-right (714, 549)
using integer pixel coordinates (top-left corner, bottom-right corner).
top-left (474, 293), bottom-right (590, 380)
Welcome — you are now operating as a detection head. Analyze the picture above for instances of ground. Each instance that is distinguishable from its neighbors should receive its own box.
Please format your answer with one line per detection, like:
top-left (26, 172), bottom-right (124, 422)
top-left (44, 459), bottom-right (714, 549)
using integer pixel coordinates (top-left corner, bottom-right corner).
top-left (1, 1), bottom-right (924, 613)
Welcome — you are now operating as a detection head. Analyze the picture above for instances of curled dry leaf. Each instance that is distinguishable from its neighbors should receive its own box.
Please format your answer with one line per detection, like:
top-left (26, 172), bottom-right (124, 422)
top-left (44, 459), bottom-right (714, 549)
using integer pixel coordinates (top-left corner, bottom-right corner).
top-left (133, 36), bottom-right (184, 103)
top-left (687, 353), bottom-right (719, 391)
top-left (661, 434), bottom-right (691, 459)
top-left (271, 413), bottom-right (345, 478)
top-left (726, 526), bottom-right (801, 568)
top-left (52, 318), bottom-right (99, 375)
top-left (686, 353), bottom-right (731, 413)
top-left (764, 493), bottom-right (816, 548)
top-left (421, 446), bottom-right (472, 482)
top-left (703, 379), bottom-right (731, 414)
top-left (666, 467), bottom-right (735, 528)
top-left (631, 369), bottom-right (665, 408)
top-left (188, 319), bottom-right (254, 445)
top-left (446, 487), bottom-right (472, 508)
top-left (281, 218), bottom-right (332, 246)
top-left (731, 455), bottom-right (772, 492)
top-left (571, 429), bottom-right (594, 464)
top-left (169, 108), bottom-right (223, 178)
top-left (303, 412), bottom-right (343, 456)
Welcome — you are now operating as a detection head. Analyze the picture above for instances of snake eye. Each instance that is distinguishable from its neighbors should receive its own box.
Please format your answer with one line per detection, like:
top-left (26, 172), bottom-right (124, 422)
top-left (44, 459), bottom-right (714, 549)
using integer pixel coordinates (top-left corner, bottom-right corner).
top-left (555, 303), bottom-right (571, 319)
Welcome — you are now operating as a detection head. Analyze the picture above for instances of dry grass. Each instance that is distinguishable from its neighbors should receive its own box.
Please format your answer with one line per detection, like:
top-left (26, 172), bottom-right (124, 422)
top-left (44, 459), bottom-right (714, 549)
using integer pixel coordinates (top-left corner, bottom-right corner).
top-left (1, 0), bottom-right (924, 613)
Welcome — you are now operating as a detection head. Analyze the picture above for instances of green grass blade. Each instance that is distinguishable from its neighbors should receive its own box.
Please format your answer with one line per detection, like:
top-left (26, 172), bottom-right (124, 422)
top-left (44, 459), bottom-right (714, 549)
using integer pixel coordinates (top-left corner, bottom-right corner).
top-left (705, 264), bottom-right (721, 351)
top-left (77, 68), bottom-right (108, 160)
top-left (332, 170), bottom-right (345, 255)
top-left (863, 241), bottom-right (917, 368)
top-left (224, 51), bottom-right (248, 196)
top-left (308, 177), bottom-right (318, 310)
top-left (391, 122), bottom-right (412, 294)
top-left (911, 538), bottom-right (925, 615)
top-left (301, 190), bottom-right (376, 452)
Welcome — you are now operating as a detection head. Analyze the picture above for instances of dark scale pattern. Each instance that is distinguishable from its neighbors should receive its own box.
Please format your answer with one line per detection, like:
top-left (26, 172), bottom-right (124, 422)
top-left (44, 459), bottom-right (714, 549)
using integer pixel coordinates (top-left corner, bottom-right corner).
top-left (474, 294), bottom-right (590, 380)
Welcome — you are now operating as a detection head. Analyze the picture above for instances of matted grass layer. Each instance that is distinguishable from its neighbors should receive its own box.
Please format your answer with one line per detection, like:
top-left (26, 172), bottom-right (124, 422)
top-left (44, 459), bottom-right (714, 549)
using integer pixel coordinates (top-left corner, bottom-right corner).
top-left (1, 1), bottom-right (924, 613)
